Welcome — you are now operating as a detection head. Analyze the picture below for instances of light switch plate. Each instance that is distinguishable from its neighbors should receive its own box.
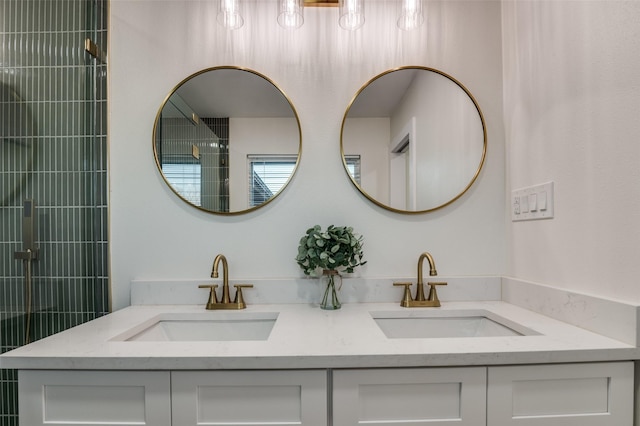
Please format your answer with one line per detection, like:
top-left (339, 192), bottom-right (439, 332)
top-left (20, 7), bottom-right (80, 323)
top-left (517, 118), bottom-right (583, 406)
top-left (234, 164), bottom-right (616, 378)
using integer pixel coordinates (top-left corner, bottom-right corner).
top-left (511, 182), bottom-right (554, 221)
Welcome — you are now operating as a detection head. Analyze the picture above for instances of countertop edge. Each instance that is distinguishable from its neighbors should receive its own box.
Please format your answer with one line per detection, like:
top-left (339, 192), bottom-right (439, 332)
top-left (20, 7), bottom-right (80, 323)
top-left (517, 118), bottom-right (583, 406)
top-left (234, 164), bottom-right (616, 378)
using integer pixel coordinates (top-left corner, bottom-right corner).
top-left (2, 348), bottom-right (639, 370)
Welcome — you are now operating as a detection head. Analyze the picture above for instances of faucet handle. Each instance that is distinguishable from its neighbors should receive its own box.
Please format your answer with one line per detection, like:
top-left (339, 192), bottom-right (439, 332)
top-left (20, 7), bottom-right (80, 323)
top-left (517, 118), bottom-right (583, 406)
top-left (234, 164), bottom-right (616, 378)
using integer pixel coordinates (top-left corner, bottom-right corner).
top-left (198, 284), bottom-right (219, 309)
top-left (233, 284), bottom-right (253, 309)
top-left (426, 281), bottom-right (447, 306)
top-left (393, 282), bottom-right (413, 307)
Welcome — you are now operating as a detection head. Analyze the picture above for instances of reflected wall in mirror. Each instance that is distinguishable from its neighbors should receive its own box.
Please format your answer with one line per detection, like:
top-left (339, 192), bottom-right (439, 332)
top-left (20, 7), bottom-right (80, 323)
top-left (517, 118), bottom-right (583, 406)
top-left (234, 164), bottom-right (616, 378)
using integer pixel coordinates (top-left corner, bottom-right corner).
top-left (341, 66), bottom-right (486, 213)
top-left (153, 67), bottom-right (301, 214)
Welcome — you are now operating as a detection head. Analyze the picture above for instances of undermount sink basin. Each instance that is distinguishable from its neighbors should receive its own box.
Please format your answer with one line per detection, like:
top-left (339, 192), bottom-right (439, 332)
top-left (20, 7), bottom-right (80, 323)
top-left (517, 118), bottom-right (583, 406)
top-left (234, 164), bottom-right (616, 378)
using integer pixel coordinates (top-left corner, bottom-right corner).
top-left (113, 312), bottom-right (278, 342)
top-left (371, 310), bottom-right (539, 339)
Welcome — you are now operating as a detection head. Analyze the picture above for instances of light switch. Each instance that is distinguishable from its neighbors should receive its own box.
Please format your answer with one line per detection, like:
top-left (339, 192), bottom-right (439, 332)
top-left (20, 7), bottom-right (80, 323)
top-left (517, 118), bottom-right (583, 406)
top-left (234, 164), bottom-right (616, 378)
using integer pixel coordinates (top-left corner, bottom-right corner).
top-left (511, 181), bottom-right (554, 221)
top-left (539, 191), bottom-right (547, 211)
top-left (529, 193), bottom-right (537, 212)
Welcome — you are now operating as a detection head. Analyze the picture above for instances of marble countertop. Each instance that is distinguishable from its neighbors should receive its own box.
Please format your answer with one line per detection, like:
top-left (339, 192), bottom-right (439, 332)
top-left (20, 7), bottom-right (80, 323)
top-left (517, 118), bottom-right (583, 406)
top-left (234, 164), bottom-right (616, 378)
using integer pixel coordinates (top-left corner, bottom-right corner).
top-left (1, 301), bottom-right (638, 370)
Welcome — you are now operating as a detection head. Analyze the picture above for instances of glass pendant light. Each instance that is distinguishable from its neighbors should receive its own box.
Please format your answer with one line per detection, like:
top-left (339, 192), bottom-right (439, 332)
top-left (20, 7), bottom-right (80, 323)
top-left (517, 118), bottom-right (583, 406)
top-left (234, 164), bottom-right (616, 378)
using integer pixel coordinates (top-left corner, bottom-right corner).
top-left (339, 0), bottom-right (364, 30)
top-left (218, 0), bottom-right (244, 30)
top-left (397, 0), bottom-right (423, 30)
top-left (278, 0), bottom-right (304, 29)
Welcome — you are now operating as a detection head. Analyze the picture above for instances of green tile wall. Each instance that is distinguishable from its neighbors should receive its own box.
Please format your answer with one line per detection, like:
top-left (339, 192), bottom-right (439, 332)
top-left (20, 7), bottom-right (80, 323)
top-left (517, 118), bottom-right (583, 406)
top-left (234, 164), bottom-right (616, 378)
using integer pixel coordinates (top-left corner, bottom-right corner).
top-left (0, 1), bottom-right (108, 425)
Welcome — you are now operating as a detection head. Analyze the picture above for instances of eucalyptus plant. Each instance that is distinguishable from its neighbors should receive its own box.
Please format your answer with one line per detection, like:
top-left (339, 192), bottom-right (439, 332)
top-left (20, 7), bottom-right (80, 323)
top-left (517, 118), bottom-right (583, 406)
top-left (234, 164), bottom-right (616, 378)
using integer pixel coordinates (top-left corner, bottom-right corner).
top-left (296, 225), bottom-right (366, 276)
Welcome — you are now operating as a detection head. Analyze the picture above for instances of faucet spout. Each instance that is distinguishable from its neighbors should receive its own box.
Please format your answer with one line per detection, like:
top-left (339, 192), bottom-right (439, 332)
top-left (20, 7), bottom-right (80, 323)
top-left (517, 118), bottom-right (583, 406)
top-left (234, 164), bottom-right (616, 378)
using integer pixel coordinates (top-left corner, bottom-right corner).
top-left (212, 254), bottom-right (231, 304)
top-left (200, 254), bottom-right (253, 309)
top-left (417, 252), bottom-right (437, 283)
top-left (416, 252), bottom-right (437, 301)
top-left (393, 251), bottom-right (447, 307)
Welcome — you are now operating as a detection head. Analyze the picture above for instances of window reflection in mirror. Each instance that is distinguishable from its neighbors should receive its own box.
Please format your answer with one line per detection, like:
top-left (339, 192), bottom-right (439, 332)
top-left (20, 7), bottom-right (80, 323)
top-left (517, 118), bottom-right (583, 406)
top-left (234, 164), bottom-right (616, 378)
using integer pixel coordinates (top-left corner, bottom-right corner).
top-left (248, 155), bottom-right (297, 207)
top-left (153, 67), bottom-right (301, 215)
top-left (162, 161), bottom-right (203, 206)
top-left (341, 66), bottom-right (486, 214)
top-left (344, 155), bottom-right (361, 185)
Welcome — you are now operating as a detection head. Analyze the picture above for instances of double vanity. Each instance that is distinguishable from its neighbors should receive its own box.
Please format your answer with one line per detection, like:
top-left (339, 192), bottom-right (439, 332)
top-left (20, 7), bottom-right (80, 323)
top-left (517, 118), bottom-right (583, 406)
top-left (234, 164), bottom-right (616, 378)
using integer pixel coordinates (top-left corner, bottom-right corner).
top-left (2, 277), bottom-right (638, 426)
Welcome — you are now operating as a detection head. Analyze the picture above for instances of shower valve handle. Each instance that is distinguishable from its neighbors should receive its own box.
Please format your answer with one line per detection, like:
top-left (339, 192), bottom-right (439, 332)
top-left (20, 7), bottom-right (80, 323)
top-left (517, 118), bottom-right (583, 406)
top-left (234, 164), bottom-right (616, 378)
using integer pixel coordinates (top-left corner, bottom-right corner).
top-left (14, 248), bottom-right (38, 261)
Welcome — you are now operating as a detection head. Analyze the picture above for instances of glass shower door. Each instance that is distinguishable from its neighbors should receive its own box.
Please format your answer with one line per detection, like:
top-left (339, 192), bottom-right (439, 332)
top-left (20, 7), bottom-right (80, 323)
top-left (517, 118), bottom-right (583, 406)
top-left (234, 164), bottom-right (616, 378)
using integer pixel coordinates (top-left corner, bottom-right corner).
top-left (0, 1), bottom-right (109, 425)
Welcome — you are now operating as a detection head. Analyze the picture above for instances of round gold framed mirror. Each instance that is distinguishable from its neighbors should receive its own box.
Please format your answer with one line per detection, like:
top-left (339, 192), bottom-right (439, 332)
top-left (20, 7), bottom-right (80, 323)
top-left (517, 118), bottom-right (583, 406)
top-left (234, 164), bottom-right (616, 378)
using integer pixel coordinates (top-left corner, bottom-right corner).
top-left (153, 66), bottom-right (302, 214)
top-left (340, 66), bottom-right (486, 213)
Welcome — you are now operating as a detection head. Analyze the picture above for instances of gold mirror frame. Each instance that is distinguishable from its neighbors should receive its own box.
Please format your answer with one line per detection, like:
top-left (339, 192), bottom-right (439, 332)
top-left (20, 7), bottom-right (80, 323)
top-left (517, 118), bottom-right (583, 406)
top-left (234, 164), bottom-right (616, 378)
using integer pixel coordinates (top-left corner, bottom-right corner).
top-left (153, 66), bottom-right (302, 215)
top-left (340, 66), bottom-right (487, 214)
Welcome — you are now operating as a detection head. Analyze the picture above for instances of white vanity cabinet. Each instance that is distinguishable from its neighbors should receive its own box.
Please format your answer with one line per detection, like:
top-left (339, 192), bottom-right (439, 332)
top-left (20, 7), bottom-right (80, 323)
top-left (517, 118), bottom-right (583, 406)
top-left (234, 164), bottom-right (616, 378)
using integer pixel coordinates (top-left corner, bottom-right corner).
top-left (18, 370), bottom-right (172, 426)
top-left (16, 362), bottom-right (634, 426)
top-left (332, 362), bottom-right (633, 426)
top-left (333, 367), bottom-right (487, 425)
top-left (171, 370), bottom-right (327, 426)
top-left (18, 369), bottom-right (326, 426)
top-left (487, 362), bottom-right (633, 426)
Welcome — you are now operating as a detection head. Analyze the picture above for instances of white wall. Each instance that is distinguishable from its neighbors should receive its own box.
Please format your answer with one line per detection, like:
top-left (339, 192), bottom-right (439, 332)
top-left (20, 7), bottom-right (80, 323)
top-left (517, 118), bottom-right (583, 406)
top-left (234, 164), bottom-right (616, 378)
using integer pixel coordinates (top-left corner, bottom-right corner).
top-left (391, 71), bottom-right (485, 210)
top-left (503, 1), bottom-right (640, 302)
top-left (342, 117), bottom-right (390, 203)
top-left (109, 0), bottom-right (505, 310)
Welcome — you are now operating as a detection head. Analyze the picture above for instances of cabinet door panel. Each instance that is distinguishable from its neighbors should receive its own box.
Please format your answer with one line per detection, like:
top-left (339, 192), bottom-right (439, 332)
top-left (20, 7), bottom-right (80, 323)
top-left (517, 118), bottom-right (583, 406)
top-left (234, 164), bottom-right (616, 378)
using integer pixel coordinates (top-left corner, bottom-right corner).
top-left (172, 370), bottom-right (327, 426)
top-left (333, 367), bottom-right (486, 426)
top-left (487, 362), bottom-right (633, 426)
top-left (19, 370), bottom-right (171, 426)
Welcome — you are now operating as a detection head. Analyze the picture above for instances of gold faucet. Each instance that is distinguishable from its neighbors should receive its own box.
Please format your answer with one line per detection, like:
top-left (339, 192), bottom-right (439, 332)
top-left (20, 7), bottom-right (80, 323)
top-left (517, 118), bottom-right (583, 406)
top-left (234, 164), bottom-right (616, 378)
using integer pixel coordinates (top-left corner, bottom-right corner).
top-left (198, 254), bottom-right (253, 309)
top-left (393, 252), bottom-right (447, 307)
